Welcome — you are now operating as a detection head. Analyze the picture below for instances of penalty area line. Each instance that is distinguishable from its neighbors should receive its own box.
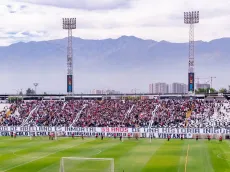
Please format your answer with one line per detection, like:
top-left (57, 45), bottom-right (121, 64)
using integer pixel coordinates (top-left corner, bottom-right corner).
top-left (184, 144), bottom-right (190, 172)
top-left (2, 140), bottom-right (92, 172)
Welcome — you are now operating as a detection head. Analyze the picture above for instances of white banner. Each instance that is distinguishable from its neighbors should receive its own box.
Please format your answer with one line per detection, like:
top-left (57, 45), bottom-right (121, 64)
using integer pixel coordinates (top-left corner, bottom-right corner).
top-left (0, 126), bottom-right (230, 138)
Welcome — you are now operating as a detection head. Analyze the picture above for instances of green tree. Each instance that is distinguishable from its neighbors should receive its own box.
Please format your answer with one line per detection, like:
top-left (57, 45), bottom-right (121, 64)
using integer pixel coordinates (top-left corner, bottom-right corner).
top-left (209, 88), bottom-right (216, 93)
top-left (26, 88), bottom-right (36, 95)
top-left (8, 97), bottom-right (22, 103)
top-left (219, 88), bottom-right (227, 93)
top-left (195, 88), bottom-right (206, 94)
top-left (195, 88), bottom-right (216, 94)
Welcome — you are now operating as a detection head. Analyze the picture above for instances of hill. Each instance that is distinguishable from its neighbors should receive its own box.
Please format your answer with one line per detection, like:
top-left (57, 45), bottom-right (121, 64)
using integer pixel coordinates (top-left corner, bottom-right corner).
top-left (0, 36), bottom-right (229, 93)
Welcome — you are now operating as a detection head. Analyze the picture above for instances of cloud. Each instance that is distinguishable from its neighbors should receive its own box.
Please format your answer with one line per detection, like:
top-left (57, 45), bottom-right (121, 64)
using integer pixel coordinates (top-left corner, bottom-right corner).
top-left (6, 4), bottom-right (16, 13)
top-left (20, 5), bottom-right (27, 10)
top-left (0, 0), bottom-right (229, 93)
top-left (0, 0), bottom-right (230, 46)
top-left (15, 0), bottom-right (132, 10)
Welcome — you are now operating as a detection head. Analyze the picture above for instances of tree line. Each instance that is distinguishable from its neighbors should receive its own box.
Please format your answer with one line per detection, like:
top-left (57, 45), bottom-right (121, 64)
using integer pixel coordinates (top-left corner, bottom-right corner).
top-left (18, 88), bottom-right (47, 95)
top-left (195, 88), bottom-right (228, 94)
top-left (15, 87), bottom-right (230, 96)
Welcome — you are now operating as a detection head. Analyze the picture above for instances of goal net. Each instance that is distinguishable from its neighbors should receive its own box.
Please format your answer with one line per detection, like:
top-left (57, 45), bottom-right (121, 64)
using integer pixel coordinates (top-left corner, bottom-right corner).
top-left (60, 157), bottom-right (114, 172)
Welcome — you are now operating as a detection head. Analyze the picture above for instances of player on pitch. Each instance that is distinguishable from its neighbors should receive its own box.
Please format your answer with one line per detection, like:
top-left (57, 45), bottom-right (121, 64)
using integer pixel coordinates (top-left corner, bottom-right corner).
top-left (135, 133), bottom-right (138, 140)
top-left (219, 135), bottom-right (222, 142)
top-left (51, 132), bottom-right (55, 140)
top-left (167, 135), bottom-right (170, 141)
top-left (13, 132), bottom-right (17, 139)
top-left (128, 133), bottom-right (131, 140)
top-left (208, 135), bottom-right (211, 141)
top-left (120, 135), bottom-right (122, 141)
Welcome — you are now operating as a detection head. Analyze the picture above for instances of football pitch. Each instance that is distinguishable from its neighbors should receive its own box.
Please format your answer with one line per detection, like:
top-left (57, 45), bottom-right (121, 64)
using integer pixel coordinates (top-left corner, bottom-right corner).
top-left (0, 137), bottom-right (230, 172)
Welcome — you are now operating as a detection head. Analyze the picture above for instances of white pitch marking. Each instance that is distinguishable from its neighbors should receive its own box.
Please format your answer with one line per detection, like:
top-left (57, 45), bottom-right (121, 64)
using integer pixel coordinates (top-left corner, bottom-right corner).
top-left (217, 153), bottom-right (230, 162)
top-left (94, 149), bottom-right (102, 155)
top-left (2, 140), bottom-right (93, 172)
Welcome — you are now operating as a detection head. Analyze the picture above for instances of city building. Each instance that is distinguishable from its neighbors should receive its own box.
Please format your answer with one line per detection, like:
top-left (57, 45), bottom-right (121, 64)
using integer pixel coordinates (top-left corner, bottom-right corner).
top-left (149, 84), bottom-right (153, 94)
top-left (104, 90), bottom-right (121, 94)
top-left (91, 89), bottom-right (121, 94)
top-left (169, 83), bottom-right (188, 94)
top-left (91, 89), bottom-right (102, 94)
top-left (149, 83), bottom-right (169, 94)
top-left (196, 83), bottom-right (210, 90)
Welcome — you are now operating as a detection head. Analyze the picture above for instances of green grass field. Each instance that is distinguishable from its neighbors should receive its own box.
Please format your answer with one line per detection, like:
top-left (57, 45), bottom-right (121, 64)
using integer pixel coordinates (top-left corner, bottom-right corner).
top-left (0, 137), bottom-right (230, 172)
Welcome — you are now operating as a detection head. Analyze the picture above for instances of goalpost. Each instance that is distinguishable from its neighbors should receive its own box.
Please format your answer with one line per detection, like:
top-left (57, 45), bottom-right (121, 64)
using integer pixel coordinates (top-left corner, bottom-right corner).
top-left (60, 157), bottom-right (114, 172)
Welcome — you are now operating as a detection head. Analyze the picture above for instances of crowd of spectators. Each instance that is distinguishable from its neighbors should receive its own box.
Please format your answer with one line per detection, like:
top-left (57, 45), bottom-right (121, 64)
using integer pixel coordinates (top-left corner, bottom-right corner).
top-left (0, 99), bottom-right (230, 128)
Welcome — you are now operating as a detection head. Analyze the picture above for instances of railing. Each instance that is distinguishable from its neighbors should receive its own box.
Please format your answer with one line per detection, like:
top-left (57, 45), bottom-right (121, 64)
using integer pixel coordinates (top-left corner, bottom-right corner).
top-left (62, 102), bottom-right (67, 110)
top-left (148, 105), bottom-right (160, 142)
top-left (122, 104), bottom-right (135, 124)
top-left (69, 104), bottom-right (87, 128)
top-left (21, 105), bottom-right (40, 126)
top-left (148, 105), bottom-right (160, 129)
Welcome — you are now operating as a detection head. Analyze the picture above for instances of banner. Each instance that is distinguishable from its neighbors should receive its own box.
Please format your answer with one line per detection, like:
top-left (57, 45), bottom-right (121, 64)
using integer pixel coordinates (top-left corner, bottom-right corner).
top-left (67, 75), bottom-right (73, 93)
top-left (0, 126), bottom-right (230, 138)
top-left (188, 73), bottom-right (194, 92)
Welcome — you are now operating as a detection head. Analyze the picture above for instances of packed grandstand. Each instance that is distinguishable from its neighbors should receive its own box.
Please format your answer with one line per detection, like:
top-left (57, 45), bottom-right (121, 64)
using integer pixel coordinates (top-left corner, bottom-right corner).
top-left (0, 98), bottom-right (230, 129)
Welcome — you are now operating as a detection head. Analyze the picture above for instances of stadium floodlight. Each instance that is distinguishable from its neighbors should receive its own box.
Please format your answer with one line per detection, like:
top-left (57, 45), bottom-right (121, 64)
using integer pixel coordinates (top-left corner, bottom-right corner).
top-left (60, 157), bottom-right (114, 172)
top-left (184, 11), bottom-right (199, 24)
top-left (63, 18), bottom-right (76, 30)
top-left (62, 18), bottom-right (76, 95)
top-left (184, 11), bottom-right (199, 93)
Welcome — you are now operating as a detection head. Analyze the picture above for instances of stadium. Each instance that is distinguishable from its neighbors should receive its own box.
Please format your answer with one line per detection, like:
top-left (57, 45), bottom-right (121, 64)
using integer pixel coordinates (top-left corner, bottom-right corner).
top-left (1, 1), bottom-right (230, 172)
top-left (0, 93), bottom-right (230, 172)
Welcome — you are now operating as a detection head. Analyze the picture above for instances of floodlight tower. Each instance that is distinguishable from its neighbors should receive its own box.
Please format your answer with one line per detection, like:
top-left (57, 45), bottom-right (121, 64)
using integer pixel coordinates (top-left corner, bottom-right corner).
top-left (184, 11), bottom-right (199, 93)
top-left (210, 76), bottom-right (216, 89)
top-left (62, 18), bottom-right (76, 95)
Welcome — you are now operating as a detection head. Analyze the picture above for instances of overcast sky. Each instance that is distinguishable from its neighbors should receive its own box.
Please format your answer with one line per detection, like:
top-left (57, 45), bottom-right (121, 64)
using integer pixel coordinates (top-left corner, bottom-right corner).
top-left (1, 0), bottom-right (230, 46)
top-left (0, 0), bottom-right (229, 94)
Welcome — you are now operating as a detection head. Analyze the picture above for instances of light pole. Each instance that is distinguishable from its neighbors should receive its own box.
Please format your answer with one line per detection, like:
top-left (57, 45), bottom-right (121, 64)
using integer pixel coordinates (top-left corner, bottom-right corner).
top-left (210, 76), bottom-right (216, 90)
top-left (184, 11), bottom-right (199, 94)
top-left (63, 18), bottom-right (76, 95)
top-left (34, 83), bottom-right (39, 94)
top-left (131, 88), bottom-right (139, 98)
top-left (13, 89), bottom-right (20, 102)
top-left (20, 88), bottom-right (24, 101)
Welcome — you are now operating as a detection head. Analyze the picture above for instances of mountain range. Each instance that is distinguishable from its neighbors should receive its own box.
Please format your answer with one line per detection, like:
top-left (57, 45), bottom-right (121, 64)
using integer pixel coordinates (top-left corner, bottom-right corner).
top-left (0, 36), bottom-right (229, 94)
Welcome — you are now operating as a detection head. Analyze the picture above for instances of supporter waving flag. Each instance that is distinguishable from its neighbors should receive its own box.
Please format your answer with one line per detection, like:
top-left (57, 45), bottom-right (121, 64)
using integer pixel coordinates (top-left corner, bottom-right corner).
top-left (186, 110), bottom-right (192, 118)
top-left (6, 110), bottom-right (11, 117)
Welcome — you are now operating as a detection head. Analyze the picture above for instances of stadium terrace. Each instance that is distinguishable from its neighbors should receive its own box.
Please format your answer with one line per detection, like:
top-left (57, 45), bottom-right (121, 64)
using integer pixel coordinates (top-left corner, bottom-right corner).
top-left (1, 96), bottom-right (230, 128)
